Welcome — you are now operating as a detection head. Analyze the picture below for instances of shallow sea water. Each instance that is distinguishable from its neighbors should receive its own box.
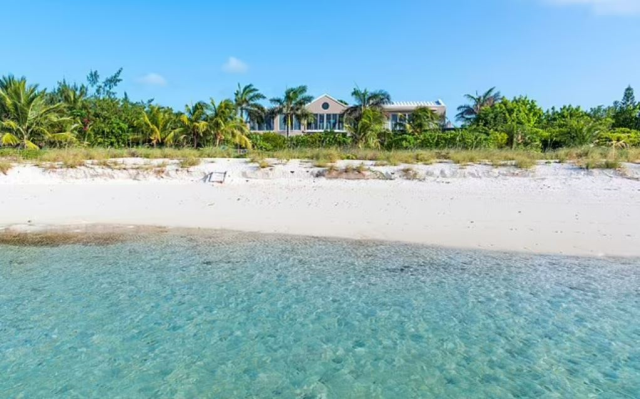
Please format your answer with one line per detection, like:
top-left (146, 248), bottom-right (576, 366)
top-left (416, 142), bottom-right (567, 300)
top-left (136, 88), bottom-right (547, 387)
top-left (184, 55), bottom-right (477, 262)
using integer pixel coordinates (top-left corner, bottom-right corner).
top-left (1, 230), bottom-right (639, 398)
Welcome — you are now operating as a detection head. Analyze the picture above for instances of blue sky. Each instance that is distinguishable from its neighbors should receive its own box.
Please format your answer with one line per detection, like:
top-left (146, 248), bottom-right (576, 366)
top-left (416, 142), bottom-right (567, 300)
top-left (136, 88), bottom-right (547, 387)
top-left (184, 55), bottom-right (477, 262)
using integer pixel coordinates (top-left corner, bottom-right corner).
top-left (3, 0), bottom-right (639, 120)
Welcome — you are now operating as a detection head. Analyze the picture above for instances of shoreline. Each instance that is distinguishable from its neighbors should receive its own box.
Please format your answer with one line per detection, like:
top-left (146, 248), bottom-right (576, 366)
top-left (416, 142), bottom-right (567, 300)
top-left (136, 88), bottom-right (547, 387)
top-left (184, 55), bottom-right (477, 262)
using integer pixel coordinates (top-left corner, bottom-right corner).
top-left (1, 223), bottom-right (639, 260)
top-left (2, 160), bottom-right (639, 257)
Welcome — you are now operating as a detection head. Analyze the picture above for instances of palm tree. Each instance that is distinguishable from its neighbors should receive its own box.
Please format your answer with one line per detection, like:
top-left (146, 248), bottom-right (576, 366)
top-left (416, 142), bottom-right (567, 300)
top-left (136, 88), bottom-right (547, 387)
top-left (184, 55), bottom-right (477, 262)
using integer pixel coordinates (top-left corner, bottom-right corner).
top-left (139, 105), bottom-right (180, 147)
top-left (178, 102), bottom-right (210, 148)
top-left (269, 86), bottom-right (313, 138)
top-left (0, 75), bottom-right (20, 120)
top-left (0, 77), bottom-right (75, 149)
top-left (55, 80), bottom-right (89, 110)
top-left (456, 87), bottom-right (502, 124)
top-left (208, 99), bottom-right (251, 149)
top-left (345, 86), bottom-right (391, 120)
top-left (400, 107), bottom-right (441, 135)
top-left (52, 80), bottom-right (92, 144)
top-left (346, 108), bottom-right (386, 149)
top-left (234, 83), bottom-right (266, 125)
top-left (569, 120), bottom-right (604, 147)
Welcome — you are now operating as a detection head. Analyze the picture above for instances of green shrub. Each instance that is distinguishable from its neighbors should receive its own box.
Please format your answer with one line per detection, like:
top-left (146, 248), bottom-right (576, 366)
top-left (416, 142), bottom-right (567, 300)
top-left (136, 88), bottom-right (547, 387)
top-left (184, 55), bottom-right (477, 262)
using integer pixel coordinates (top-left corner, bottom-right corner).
top-left (597, 129), bottom-right (640, 147)
top-left (289, 132), bottom-right (352, 148)
top-left (488, 131), bottom-right (509, 149)
top-left (247, 132), bottom-right (288, 151)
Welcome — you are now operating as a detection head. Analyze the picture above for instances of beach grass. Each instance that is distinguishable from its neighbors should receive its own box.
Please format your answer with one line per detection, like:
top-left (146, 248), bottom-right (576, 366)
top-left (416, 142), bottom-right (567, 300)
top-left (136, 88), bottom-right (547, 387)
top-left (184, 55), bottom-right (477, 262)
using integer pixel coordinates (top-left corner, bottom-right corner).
top-left (0, 161), bottom-right (12, 175)
top-left (179, 157), bottom-right (201, 169)
top-left (0, 146), bottom-right (638, 169)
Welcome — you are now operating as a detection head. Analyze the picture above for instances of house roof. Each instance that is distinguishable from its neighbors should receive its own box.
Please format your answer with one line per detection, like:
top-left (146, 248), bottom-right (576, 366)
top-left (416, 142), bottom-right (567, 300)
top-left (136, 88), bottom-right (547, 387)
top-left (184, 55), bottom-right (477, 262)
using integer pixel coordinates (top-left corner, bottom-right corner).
top-left (384, 99), bottom-right (446, 108)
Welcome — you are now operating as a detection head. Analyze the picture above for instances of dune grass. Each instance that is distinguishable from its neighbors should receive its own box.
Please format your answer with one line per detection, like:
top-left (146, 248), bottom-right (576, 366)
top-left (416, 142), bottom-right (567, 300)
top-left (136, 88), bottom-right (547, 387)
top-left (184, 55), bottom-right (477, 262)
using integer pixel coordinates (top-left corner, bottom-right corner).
top-left (0, 146), bottom-right (638, 170)
top-left (0, 161), bottom-right (12, 175)
top-left (179, 157), bottom-right (201, 169)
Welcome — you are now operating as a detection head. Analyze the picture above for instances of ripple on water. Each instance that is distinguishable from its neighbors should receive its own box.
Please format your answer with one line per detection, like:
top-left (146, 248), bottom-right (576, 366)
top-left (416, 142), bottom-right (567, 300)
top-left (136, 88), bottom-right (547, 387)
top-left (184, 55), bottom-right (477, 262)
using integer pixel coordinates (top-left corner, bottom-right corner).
top-left (1, 230), bottom-right (639, 398)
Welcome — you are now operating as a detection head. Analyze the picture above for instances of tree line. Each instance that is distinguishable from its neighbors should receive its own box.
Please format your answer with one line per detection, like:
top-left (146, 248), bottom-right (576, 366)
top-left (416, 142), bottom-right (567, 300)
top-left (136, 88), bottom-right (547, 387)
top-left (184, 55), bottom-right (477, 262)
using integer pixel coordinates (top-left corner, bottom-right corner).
top-left (455, 87), bottom-right (640, 151)
top-left (1, 69), bottom-right (639, 151)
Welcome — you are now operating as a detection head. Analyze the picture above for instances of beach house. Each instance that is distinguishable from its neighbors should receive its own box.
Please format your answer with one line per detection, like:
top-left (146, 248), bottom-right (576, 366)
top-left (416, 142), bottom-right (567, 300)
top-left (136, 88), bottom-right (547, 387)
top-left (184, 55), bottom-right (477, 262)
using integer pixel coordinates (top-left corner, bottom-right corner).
top-left (251, 94), bottom-right (447, 135)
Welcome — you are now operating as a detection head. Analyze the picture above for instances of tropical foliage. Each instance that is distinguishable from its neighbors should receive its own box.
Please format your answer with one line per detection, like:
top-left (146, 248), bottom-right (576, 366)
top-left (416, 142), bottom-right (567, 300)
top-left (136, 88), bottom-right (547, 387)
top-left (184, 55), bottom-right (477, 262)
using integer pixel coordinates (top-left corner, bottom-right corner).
top-left (178, 102), bottom-right (209, 148)
top-left (234, 83), bottom-right (266, 124)
top-left (0, 70), bottom-right (639, 154)
top-left (456, 87), bottom-right (502, 124)
top-left (397, 107), bottom-right (442, 135)
top-left (346, 109), bottom-right (386, 149)
top-left (0, 77), bottom-right (75, 149)
top-left (345, 87), bottom-right (392, 121)
top-left (139, 106), bottom-right (180, 147)
top-left (208, 99), bottom-right (251, 148)
top-left (269, 86), bottom-right (313, 138)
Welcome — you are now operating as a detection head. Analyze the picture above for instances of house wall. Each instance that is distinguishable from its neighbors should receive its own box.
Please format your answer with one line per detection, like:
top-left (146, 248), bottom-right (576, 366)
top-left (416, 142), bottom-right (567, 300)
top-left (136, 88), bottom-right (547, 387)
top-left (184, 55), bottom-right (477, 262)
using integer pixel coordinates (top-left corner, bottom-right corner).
top-left (253, 96), bottom-right (447, 135)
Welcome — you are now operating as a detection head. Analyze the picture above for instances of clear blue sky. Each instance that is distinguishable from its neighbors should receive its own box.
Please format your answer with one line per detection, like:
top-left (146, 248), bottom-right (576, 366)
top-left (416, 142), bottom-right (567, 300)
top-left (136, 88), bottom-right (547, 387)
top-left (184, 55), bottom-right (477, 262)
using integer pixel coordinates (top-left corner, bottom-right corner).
top-left (3, 0), bottom-right (639, 120)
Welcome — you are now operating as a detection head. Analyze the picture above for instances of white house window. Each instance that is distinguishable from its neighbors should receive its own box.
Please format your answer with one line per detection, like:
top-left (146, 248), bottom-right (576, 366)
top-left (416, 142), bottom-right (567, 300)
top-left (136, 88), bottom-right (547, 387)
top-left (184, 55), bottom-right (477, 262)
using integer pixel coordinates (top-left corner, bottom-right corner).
top-left (251, 117), bottom-right (274, 131)
top-left (390, 113), bottom-right (411, 131)
top-left (279, 115), bottom-right (300, 131)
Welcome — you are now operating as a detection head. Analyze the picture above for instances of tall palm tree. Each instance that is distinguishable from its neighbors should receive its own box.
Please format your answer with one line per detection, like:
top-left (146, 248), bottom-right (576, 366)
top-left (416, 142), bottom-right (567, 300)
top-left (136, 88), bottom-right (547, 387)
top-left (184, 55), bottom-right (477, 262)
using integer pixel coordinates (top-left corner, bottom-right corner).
top-left (456, 87), bottom-right (502, 123)
top-left (269, 86), bottom-right (313, 138)
top-left (345, 86), bottom-right (391, 120)
top-left (178, 102), bottom-right (210, 148)
top-left (346, 108), bottom-right (386, 149)
top-left (208, 99), bottom-right (251, 148)
top-left (139, 105), bottom-right (180, 147)
top-left (0, 78), bottom-right (75, 149)
top-left (234, 83), bottom-right (266, 125)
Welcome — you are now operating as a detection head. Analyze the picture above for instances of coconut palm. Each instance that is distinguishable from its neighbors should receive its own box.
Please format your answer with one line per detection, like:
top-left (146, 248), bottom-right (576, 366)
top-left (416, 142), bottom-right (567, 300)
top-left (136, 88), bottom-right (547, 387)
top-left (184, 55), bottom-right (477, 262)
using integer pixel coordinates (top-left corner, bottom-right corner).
top-left (178, 102), bottom-right (210, 148)
top-left (456, 87), bottom-right (502, 123)
top-left (344, 86), bottom-right (391, 120)
top-left (400, 107), bottom-right (442, 135)
top-left (0, 76), bottom-right (19, 120)
top-left (208, 99), bottom-right (251, 148)
top-left (234, 83), bottom-right (266, 125)
top-left (54, 80), bottom-right (89, 110)
top-left (51, 80), bottom-right (93, 144)
top-left (139, 105), bottom-right (180, 147)
top-left (346, 108), bottom-right (386, 149)
top-left (269, 86), bottom-right (313, 138)
top-left (0, 77), bottom-right (75, 149)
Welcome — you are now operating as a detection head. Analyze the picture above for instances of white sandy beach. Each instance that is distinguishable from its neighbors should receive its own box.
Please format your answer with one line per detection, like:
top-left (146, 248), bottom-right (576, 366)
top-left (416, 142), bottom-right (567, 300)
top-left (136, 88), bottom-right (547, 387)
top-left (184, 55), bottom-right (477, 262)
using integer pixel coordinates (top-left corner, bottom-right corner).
top-left (1, 159), bottom-right (639, 257)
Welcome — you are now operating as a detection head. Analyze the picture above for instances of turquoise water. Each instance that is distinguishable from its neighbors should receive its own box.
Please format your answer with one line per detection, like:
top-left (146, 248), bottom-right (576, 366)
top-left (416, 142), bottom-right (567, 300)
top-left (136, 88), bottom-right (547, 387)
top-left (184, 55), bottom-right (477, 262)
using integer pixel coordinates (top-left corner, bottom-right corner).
top-left (1, 231), bottom-right (639, 398)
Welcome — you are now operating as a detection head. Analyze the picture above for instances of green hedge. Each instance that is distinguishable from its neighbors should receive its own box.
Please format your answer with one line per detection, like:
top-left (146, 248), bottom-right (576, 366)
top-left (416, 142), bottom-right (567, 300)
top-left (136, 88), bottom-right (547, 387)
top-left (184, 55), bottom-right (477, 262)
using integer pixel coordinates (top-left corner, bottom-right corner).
top-left (597, 129), bottom-right (640, 147)
top-left (247, 133), bottom-right (288, 151)
top-left (247, 128), bottom-right (640, 151)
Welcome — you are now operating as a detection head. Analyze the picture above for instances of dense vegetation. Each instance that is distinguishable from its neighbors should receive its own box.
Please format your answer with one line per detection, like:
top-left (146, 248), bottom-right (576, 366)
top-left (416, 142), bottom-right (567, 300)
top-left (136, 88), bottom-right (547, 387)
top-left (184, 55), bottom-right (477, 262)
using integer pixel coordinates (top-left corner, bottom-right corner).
top-left (1, 70), bottom-right (639, 156)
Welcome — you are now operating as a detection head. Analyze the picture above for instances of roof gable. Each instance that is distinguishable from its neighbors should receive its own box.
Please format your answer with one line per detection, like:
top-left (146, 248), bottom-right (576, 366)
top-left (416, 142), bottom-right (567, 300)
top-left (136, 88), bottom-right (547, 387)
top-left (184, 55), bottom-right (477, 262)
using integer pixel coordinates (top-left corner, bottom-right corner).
top-left (306, 94), bottom-right (348, 113)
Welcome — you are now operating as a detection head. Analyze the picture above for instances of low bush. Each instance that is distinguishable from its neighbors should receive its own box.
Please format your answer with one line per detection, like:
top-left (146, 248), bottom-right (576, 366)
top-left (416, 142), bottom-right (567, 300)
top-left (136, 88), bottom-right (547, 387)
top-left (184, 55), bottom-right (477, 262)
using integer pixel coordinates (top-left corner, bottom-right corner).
top-left (247, 133), bottom-right (288, 151)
